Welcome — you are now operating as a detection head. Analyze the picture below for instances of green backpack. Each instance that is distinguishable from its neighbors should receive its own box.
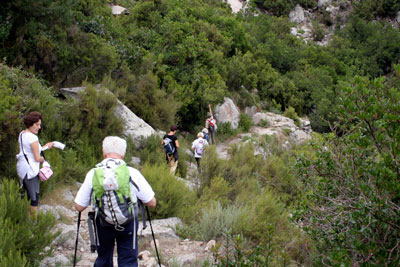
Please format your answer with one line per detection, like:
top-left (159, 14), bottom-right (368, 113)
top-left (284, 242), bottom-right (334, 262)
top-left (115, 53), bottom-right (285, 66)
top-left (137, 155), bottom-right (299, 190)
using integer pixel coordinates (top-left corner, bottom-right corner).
top-left (92, 160), bottom-right (137, 231)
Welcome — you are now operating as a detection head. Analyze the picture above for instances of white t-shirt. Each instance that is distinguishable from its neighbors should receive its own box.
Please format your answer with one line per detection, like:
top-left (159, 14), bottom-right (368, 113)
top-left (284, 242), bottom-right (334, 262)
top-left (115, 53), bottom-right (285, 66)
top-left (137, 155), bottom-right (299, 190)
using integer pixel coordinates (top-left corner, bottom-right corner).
top-left (192, 137), bottom-right (208, 158)
top-left (16, 131), bottom-right (42, 179)
top-left (74, 158), bottom-right (155, 208)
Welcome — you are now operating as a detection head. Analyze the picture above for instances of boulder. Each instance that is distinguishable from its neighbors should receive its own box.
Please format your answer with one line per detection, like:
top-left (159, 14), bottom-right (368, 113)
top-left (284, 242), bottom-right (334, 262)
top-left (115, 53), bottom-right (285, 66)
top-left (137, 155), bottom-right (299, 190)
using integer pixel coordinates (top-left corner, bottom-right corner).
top-left (397, 11), bottom-right (400, 23)
top-left (318, 0), bottom-right (331, 8)
top-left (53, 223), bottom-right (88, 251)
top-left (214, 97), bottom-right (240, 129)
top-left (39, 205), bottom-right (60, 220)
top-left (138, 217), bottom-right (182, 240)
top-left (110, 4), bottom-right (129, 15)
top-left (289, 5), bottom-right (305, 24)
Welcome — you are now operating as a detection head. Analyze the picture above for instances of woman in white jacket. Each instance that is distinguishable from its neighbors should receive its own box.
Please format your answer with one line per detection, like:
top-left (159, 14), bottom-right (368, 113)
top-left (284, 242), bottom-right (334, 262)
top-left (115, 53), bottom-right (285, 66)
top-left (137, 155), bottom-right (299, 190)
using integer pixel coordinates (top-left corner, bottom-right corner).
top-left (16, 111), bottom-right (54, 215)
top-left (191, 132), bottom-right (208, 171)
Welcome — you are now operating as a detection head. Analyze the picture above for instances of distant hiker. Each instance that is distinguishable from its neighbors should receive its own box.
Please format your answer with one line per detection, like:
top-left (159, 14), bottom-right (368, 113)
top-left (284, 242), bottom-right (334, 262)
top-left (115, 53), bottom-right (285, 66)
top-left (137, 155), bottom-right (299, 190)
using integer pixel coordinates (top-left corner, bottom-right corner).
top-left (74, 136), bottom-right (156, 267)
top-left (16, 111), bottom-right (55, 215)
top-left (202, 128), bottom-right (210, 143)
top-left (191, 132), bottom-right (209, 170)
top-left (162, 125), bottom-right (179, 175)
top-left (205, 104), bottom-right (217, 145)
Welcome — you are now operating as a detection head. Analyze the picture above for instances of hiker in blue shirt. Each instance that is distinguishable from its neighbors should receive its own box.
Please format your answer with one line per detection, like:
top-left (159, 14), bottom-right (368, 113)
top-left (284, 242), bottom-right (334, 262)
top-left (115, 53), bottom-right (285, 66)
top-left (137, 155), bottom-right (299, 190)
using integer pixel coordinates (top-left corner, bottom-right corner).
top-left (202, 128), bottom-right (210, 143)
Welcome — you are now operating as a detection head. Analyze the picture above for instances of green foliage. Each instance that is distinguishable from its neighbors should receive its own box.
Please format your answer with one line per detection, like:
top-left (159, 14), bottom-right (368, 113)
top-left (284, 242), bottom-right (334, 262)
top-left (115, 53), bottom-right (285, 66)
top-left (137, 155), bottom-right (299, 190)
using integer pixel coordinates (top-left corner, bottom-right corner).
top-left (253, 0), bottom-right (296, 17)
top-left (0, 179), bottom-right (58, 266)
top-left (194, 202), bottom-right (244, 241)
top-left (0, 73), bottom-right (21, 161)
top-left (353, 0), bottom-right (400, 20)
top-left (283, 106), bottom-right (300, 127)
top-left (138, 134), bottom-right (165, 166)
top-left (258, 118), bottom-right (270, 128)
top-left (140, 163), bottom-right (196, 220)
top-left (311, 21), bottom-right (326, 42)
top-left (238, 113), bottom-right (253, 132)
top-left (294, 74), bottom-right (400, 265)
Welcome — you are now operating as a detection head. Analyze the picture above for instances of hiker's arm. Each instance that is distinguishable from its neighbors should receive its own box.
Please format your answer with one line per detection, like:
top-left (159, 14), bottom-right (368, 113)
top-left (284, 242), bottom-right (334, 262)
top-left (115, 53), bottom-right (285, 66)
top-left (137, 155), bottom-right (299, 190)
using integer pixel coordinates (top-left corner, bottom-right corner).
top-left (74, 202), bottom-right (87, 212)
top-left (175, 140), bottom-right (179, 148)
top-left (208, 104), bottom-right (213, 117)
top-left (31, 141), bottom-right (45, 163)
top-left (144, 197), bottom-right (156, 207)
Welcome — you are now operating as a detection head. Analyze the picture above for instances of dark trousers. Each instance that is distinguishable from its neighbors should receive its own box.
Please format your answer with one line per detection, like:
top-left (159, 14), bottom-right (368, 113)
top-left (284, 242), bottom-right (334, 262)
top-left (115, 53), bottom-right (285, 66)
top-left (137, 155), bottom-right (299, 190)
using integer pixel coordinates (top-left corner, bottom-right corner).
top-left (208, 129), bottom-right (215, 144)
top-left (94, 218), bottom-right (138, 267)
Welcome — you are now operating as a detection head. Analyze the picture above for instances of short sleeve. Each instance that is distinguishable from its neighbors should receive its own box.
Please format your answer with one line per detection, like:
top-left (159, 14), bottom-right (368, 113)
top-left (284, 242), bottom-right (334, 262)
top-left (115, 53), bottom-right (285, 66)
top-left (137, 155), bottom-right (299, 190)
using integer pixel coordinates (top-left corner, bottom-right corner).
top-left (74, 169), bottom-right (95, 208)
top-left (24, 132), bottom-right (39, 145)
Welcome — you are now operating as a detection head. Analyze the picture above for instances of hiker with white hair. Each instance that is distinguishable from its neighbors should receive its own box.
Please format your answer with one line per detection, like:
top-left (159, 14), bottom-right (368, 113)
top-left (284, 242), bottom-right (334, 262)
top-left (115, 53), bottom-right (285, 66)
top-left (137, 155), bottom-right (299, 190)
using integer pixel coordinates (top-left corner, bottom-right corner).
top-left (74, 136), bottom-right (156, 267)
top-left (191, 132), bottom-right (209, 171)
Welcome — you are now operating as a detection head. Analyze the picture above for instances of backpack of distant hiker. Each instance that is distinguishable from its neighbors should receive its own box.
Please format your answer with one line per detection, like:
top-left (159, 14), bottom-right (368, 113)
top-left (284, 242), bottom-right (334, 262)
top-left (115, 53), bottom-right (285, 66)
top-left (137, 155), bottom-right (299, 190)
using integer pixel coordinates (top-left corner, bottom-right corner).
top-left (207, 118), bottom-right (217, 132)
top-left (163, 136), bottom-right (176, 155)
top-left (195, 139), bottom-right (205, 156)
top-left (92, 160), bottom-right (137, 230)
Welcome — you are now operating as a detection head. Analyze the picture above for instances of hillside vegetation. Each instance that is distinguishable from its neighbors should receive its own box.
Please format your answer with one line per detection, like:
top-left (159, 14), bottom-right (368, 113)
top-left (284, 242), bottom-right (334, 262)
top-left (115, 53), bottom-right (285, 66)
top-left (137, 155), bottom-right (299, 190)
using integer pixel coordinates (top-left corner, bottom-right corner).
top-left (0, 0), bottom-right (399, 266)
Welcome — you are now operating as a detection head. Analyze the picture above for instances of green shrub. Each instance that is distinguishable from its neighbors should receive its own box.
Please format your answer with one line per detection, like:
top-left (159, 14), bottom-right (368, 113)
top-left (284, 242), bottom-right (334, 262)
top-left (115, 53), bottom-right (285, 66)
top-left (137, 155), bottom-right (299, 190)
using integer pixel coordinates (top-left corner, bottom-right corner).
top-left (216, 122), bottom-right (238, 141)
top-left (0, 179), bottom-right (58, 266)
top-left (294, 76), bottom-right (400, 265)
top-left (193, 202), bottom-right (244, 241)
top-left (258, 118), bottom-right (270, 128)
top-left (238, 113), bottom-right (253, 132)
top-left (283, 106), bottom-right (300, 127)
top-left (311, 21), bottom-right (326, 42)
top-left (138, 134), bottom-right (165, 166)
top-left (198, 146), bottom-right (226, 191)
top-left (140, 163), bottom-right (196, 220)
top-left (236, 189), bottom-right (285, 242)
top-left (195, 176), bottom-right (233, 213)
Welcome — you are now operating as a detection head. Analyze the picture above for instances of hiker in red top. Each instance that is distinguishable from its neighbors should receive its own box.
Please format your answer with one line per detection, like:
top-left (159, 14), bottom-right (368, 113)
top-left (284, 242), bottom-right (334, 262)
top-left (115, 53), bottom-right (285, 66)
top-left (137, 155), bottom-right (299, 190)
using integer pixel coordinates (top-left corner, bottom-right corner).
top-left (205, 104), bottom-right (217, 145)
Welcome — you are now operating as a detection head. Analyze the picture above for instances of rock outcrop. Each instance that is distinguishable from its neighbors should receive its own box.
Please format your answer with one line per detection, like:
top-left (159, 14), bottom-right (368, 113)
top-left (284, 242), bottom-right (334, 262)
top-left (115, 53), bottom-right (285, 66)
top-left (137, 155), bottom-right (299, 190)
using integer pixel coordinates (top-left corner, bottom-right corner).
top-left (214, 97), bottom-right (240, 129)
top-left (60, 86), bottom-right (156, 145)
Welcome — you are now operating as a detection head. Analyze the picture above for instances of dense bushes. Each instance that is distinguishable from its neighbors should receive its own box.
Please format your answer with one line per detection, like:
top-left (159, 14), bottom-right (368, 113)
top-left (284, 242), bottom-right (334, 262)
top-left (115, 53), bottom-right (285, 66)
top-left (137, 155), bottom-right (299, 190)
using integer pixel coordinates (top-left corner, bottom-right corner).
top-left (140, 163), bottom-right (196, 220)
top-left (0, 179), bottom-right (57, 266)
top-left (294, 71), bottom-right (400, 265)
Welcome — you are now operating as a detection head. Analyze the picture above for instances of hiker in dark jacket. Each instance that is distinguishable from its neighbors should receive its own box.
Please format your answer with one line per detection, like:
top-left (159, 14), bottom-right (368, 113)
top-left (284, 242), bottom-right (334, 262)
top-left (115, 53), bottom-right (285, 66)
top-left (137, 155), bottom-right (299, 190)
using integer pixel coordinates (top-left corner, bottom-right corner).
top-left (161, 125), bottom-right (179, 175)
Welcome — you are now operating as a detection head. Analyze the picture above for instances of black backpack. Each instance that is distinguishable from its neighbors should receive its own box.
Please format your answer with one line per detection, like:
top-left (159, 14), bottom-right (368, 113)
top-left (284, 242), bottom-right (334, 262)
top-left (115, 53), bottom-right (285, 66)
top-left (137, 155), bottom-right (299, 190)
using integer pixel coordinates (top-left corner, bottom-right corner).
top-left (163, 137), bottom-right (175, 155)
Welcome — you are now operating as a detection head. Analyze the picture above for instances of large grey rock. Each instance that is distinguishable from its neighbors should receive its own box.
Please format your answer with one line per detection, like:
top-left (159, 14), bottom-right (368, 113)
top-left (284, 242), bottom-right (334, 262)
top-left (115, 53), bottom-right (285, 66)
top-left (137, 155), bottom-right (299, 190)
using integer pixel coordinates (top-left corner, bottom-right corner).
top-left (318, 0), bottom-right (331, 8)
top-left (289, 5), bottom-right (305, 23)
top-left (138, 217), bottom-right (182, 240)
top-left (39, 205), bottom-right (60, 220)
top-left (396, 11), bottom-right (400, 23)
top-left (55, 205), bottom-right (76, 218)
top-left (60, 86), bottom-right (156, 145)
top-left (226, 0), bottom-right (249, 14)
top-left (114, 100), bottom-right (156, 143)
top-left (250, 112), bottom-right (312, 144)
top-left (53, 223), bottom-right (88, 251)
top-left (110, 4), bottom-right (129, 15)
top-left (214, 97), bottom-right (240, 129)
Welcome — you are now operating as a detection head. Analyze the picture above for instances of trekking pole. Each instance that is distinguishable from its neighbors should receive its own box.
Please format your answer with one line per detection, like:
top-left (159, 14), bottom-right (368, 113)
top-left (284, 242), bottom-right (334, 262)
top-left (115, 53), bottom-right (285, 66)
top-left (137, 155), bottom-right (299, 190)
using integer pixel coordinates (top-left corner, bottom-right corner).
top-left (73, 212), bottom-right (81, 267)
top-left (146, 206), bottom-right (161, 267)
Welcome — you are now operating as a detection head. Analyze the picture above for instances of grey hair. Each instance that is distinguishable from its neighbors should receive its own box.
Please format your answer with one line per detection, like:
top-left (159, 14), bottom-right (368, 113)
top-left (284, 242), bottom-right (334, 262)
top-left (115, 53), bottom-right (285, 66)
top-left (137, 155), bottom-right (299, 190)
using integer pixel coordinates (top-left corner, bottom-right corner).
top-left (197, 132), bottom-right (204, 138)
top-left (102, 136), bottom-right (127, 156)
